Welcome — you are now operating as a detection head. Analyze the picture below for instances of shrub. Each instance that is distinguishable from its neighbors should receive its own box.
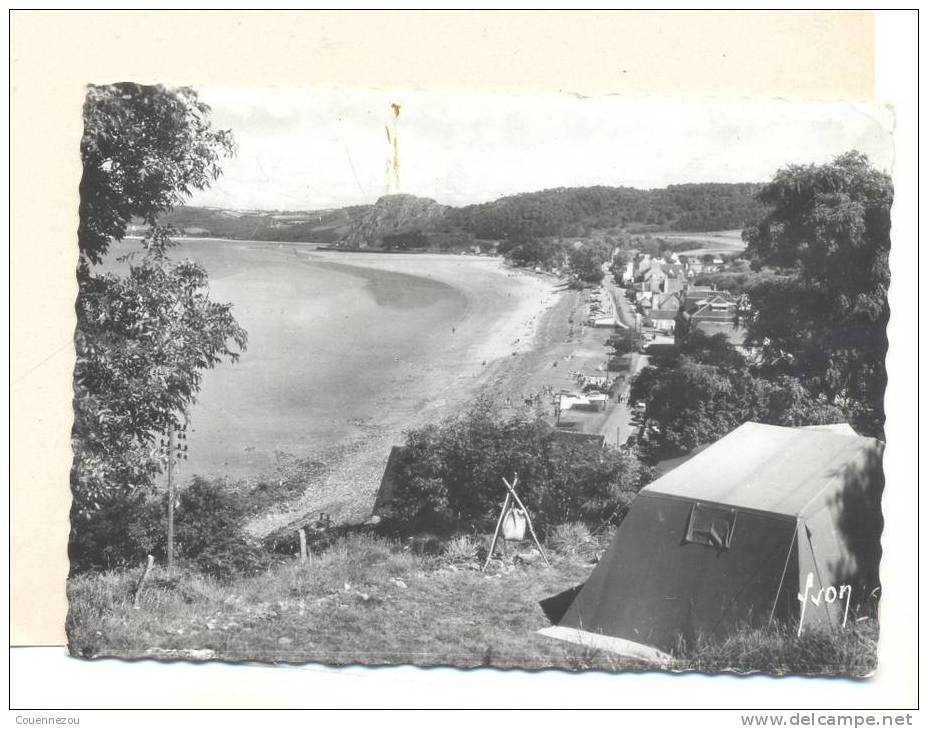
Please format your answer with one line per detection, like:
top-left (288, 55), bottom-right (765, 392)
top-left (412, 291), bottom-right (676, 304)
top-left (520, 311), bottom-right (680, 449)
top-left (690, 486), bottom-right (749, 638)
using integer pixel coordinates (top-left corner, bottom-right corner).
top-left (629, 332), bottom-right (852, 460)
top-left (443, 535), bottom-right (480, 565)
top-left (68, 491), bottom-right (164, 573)
top-left (172, 477), bottom-right (270, 580)
top-left (386, 397), bottom-right (652, 533)
top-left (568, 245), bottom-right (608, 284)
top-left (70, 476), bottom-right (272, 580)
top-left (606, 332), bottom-right (643, 357)
top-left (546, 522), bottom-right (592, 557)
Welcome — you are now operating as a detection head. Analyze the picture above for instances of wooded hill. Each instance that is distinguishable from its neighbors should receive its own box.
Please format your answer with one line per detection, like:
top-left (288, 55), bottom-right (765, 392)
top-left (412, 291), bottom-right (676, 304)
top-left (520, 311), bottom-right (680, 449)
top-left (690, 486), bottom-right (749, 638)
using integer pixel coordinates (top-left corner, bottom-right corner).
top-left (152, 182), bottom-right (766, 248)
top-left (447, 183), bottom-right (766, 240)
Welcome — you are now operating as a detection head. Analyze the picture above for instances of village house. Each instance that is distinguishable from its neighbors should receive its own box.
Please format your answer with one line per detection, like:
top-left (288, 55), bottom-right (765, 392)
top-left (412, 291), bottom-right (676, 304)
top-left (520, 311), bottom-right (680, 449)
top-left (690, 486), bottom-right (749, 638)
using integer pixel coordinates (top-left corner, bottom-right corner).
top-left (652, 291), bottom-right (682, 312)
top-left (633, 257), bottom-right (687, 296)
top-left (675, 287), bottom-right (748, 347)
top-left (635, 290), bottom-right (653, 309)
top-left (661, 263), bottom-right (686, 294)
top-left (640, 290), bottom-right (682, 333)
top-left (635, 254), bottom-right (654, 278)
top-left (645, 309), bottom-right (677, 334)
top-left (644, 268), bottom-right (665, 293)
top-left (682, 257), bottom-right (704, 276)
top-left (620, 260), bottom-right (635, 285)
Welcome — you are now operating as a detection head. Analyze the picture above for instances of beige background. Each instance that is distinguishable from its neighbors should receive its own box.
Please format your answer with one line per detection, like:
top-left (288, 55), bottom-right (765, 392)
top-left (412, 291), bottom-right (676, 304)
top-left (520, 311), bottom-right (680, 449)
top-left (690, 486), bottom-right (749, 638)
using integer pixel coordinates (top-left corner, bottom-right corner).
top-left (11, 10), bottom-right (877, 647)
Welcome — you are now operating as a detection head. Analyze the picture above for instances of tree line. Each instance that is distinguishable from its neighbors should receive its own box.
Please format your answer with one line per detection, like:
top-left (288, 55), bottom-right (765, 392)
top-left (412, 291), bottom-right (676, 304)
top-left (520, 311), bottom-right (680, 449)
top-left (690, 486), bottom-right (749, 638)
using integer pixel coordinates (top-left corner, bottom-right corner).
top-left (447, 183), bottom-right (767, 239)
top-left (631, 151), bottom-right (891, 454)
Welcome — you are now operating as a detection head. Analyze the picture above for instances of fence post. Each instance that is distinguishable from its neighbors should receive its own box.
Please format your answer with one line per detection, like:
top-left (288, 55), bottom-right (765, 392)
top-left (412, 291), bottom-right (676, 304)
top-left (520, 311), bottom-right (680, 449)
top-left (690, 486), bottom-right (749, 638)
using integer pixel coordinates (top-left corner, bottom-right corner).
top-left (133, 554), bottom-right (155, 609)
top-left (298, 528), bottom-right (308, 563)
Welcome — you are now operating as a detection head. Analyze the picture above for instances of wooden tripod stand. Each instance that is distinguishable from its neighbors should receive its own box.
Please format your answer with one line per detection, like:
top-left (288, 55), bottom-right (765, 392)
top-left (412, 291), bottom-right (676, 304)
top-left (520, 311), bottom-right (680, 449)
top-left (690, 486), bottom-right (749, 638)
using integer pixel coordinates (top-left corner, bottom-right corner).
top-left (481, 474), bottom-right (551, 571)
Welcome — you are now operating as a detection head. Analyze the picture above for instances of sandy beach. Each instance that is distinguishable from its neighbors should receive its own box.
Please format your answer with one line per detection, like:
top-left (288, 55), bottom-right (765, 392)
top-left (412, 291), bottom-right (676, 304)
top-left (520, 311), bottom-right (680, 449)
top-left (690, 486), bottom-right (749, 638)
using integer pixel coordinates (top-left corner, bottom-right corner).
top-left (245, 248), bottom-right (570, 535)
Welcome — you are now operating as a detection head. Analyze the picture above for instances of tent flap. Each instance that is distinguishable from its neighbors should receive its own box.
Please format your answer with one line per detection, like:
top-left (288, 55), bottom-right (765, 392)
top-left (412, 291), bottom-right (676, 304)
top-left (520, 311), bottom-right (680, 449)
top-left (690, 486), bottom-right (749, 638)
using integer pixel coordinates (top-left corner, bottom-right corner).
top-left (685, 502), bottom-right (737, 550)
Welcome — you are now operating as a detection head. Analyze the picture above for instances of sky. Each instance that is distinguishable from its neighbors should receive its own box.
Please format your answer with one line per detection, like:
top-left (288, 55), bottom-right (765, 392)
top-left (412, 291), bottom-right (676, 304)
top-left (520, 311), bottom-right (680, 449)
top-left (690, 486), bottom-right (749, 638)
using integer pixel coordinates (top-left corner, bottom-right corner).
top-left (187, 86), bottom-right (895, 212)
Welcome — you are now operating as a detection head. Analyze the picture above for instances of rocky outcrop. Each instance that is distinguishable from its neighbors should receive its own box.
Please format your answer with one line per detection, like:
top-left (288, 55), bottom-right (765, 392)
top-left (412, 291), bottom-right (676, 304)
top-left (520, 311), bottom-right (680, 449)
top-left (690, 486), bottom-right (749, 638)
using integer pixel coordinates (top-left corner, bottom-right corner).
top-left (341, 194), bottom-right (448, 248)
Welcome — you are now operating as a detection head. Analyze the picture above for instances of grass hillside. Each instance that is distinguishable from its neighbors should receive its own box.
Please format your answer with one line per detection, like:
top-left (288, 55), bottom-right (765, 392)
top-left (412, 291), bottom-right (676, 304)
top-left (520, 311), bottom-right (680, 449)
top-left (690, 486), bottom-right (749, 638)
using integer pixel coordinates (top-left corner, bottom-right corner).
top-left (69, 532), bottom-right (627, 669)
top-left (68, 532), bottom-right (878, 675)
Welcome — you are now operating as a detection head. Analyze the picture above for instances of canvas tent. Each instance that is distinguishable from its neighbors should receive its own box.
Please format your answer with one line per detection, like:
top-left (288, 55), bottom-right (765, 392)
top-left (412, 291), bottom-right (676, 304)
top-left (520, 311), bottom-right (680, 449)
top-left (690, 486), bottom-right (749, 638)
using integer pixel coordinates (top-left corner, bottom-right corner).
top-left (540, 422), bottom-right (884, 663)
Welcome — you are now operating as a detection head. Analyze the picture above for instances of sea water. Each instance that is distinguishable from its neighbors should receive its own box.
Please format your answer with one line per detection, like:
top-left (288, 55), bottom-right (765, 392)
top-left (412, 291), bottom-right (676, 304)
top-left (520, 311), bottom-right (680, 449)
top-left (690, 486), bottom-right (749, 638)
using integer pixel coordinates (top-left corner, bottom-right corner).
top-left (96, 239), bottom-right (467, 479)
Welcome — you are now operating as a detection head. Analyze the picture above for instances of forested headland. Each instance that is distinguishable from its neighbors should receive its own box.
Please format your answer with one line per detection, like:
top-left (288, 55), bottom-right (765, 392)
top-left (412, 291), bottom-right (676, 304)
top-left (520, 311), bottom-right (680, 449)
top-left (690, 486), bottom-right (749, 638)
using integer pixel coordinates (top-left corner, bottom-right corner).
top-left (152, 182), bottom-right (766, 248)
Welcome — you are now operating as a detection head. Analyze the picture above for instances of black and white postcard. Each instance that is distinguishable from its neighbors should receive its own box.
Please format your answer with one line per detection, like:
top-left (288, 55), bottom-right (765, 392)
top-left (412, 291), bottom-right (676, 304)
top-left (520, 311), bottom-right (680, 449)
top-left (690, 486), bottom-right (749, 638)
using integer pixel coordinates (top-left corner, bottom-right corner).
top-left (66, 85), bottom-right (894, 677)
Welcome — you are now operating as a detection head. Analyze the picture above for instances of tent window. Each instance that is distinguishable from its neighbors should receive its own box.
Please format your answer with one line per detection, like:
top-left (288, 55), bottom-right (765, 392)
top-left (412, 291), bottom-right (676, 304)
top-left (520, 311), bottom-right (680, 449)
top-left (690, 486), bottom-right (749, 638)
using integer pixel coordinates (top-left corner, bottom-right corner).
top-left (685, 503), bottom-right (737, 550)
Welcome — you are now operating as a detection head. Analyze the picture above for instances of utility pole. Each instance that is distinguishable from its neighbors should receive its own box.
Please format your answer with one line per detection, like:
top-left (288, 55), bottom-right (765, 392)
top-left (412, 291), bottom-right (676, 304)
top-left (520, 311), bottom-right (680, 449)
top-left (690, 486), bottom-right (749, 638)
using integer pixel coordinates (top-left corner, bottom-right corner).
top-left (166, 424), bottom-right (175, 572)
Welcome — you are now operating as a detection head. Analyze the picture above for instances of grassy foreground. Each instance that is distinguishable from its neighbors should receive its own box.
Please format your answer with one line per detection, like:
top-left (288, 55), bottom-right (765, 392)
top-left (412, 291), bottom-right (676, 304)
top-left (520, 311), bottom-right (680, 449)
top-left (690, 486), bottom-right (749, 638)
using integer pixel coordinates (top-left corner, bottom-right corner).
top-left (67, 533), bottom-right (877, 675)
top-left (675, 620), bottom-right (879, 677)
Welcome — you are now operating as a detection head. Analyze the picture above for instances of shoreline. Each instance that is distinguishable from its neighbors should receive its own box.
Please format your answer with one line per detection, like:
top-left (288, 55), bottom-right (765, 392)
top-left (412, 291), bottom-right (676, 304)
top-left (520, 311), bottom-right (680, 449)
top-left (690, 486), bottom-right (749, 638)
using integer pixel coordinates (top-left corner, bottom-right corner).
top-left (302, 248), bottom-right (565, 375)
top-left (243, 249), bottom-right (570, 536)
